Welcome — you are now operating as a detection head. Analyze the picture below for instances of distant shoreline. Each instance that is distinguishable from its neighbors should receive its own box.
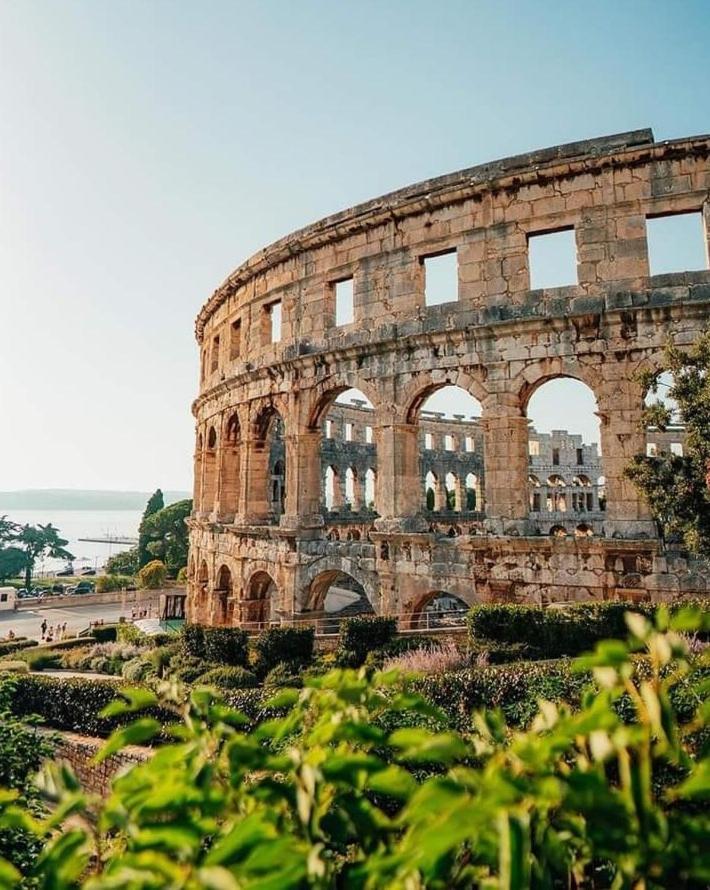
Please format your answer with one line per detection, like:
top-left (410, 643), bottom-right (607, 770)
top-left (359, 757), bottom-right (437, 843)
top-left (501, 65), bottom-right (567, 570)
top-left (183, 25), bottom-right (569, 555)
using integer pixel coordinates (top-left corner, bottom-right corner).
top-left (0, 490), bottom-right (191, 511)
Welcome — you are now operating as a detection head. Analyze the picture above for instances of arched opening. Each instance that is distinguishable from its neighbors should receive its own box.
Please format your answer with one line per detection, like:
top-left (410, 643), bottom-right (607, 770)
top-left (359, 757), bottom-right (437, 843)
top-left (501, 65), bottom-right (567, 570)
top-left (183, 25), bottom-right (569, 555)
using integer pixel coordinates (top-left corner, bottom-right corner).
top-left (324, 466), bottom-right (340, 511)
top-left (412, 590), bottom-right (469, 629)
top-left (195, 560), bottom-right (209, 623)
top-left (220, 413), bottom-right (241, 518)
top-left (643, 371), bottom-right (685, 460)
top-left (202, 426), bottom-right (218, 514)
top-left (193, 433), bottom-right (203, 510)
top-left (253, 406), bottom-right (286, 520)
top-left (319, 388), bottom-right (377, 516)
top-left (526, 377), bottom-right (603, 526)
top-left (546, 475), bottom-right (567, 512)
top-left (307, 570), bottom-right (374, 619)
top-left (244, 571), bottom-right (277, 627)
top-left (550, 525), bottom-right (568, 538)
top-left (528, 474), bottom-right (542, 512)
top-left (215, 564), bottom-right (233, 626)
top-left (575, 523), bottom-right (593, 538)
top-left (414, 385), bottom-right (484, 516)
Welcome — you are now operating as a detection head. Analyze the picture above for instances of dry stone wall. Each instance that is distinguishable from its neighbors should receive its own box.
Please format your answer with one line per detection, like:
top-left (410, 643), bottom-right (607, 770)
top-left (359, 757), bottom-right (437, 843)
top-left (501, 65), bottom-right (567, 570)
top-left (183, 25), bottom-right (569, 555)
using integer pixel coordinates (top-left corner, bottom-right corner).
top-left (188, 130), bottom-right (710, 626)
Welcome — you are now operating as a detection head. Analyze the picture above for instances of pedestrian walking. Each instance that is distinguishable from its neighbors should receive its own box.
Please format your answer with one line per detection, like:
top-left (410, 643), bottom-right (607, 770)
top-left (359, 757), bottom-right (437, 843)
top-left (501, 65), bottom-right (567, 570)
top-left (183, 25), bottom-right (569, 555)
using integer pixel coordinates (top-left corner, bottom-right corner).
top-left (62, 621), bottom-right (68, 639)
top-left (40, 619), bottom-right (47, 640)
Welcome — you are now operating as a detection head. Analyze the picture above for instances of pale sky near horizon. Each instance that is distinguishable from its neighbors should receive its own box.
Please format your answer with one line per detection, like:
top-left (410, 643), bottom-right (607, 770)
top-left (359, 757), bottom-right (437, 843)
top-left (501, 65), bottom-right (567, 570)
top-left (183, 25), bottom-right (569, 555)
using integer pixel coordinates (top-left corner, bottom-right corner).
top-left (0, 0), bottom-right (708, 491)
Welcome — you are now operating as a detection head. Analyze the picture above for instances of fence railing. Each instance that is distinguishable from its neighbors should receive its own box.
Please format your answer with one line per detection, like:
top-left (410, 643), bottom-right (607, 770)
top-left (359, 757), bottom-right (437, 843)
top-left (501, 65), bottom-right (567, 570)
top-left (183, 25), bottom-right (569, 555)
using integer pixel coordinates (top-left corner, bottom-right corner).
top-left (235, 609), bottom-right (469, 637)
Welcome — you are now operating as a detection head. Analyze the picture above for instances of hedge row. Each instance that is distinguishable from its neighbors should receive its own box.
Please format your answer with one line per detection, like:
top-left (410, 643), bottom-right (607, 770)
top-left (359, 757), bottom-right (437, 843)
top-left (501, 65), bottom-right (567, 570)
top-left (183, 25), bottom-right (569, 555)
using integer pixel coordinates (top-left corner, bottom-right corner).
top-left (338, 616), bottom-right (397, 666)
top-left (5, 674), bottom-right (174, 737)
top-left (468, 601), bottom-right (708, 660)
top-left (0, 639), bottom-right (37, 657)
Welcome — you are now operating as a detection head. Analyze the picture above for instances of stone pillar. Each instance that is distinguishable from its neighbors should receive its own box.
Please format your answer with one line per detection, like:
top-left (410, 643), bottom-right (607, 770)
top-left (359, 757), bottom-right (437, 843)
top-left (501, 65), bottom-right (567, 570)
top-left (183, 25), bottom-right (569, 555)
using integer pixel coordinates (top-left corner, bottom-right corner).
top-left (202, 447), bottom-right (218, 519)
top-left (433, 475), bottom-right (445, 512)
top-left (280, 429), bottom-right (324, 529)
top-left (599, 383), bottom-right (656, 538)
top-left (352, 473), bottom-right (363, 512)
top-left (192, 442), bottom-right (203, 515)
top-left (374, 422), bottom-right (427, 531)
top-left (236, 436), bottom-right (270, 524)
top-left (482, 399), bottom-right (531, 535)
top-left (453, 476), bottom-right (464, 513)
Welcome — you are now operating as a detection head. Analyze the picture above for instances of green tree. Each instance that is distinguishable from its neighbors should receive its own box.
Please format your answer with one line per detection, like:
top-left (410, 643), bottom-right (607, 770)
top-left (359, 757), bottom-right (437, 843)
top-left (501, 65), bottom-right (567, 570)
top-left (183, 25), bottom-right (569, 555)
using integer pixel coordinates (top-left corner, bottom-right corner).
top-left (0, 549), bottom-right (26, 584)
top-left (16, 524), bottom-right (73, 591)
top-left (626, 331), bottom-right (710, 554)
top-left (142, 499), bottom-right (192, 577)
top-left (137, 489), bottom-right (164, 567)
top-left (137, 559), bottom-right (167, 590)
top-left (105, 546), bottom-right (139, 577)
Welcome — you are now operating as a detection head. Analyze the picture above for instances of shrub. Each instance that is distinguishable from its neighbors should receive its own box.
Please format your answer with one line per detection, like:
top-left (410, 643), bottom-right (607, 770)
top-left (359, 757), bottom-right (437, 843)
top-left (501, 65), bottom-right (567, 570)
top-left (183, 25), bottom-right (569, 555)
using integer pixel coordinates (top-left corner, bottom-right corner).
top-left (43, 637), bottom-right (95, 651)
top-left (2, 611), bottom-right (707, 889)
top-left (363, 635), bottom-right (441, 670)
top-left (263, 661), bottom-right (305, 689)
top-left (171, 656), bottom-right (213, 684)
top-left (22, 650), bottom-right (61, 672)
top-left (467, 602), bottom-right (667, 659)
top-left (96, 574), bottom-right (133, 593)
top-left (383, 641), bottom-right (468, 674)
top-left (200, 627), bottom-right (249, 667)
top-left (121, 658), bottom-right (155, 682)
top-left (176, 566), bottom-right (188, 583)
top-left (92, 624), bottom-right (118, 643)
top-left (116, 624), bottom-right (149, 645)
top-left (0, 639), bottom-right (37, 658)
top-left (182, 624), bottom-right (205, 659)
top-left (200, 666), bottom-right (258, 690)
top-left (6, 674), bottom-right (172, 736)
top-left (253, 627), bottom-right (314, 676)
top-left (0, 661), bottom-right (29, 674)
top-left (338, 616), bottom-right (397, 666)
top-left (137, 559), bottom-right (167, 590)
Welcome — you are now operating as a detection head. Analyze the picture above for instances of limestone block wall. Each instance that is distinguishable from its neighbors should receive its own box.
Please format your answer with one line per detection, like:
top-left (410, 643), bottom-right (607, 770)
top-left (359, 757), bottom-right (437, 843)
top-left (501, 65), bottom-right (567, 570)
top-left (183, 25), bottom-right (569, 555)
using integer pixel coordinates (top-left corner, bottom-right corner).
top-left (188, 129), bottom-right (710, 625)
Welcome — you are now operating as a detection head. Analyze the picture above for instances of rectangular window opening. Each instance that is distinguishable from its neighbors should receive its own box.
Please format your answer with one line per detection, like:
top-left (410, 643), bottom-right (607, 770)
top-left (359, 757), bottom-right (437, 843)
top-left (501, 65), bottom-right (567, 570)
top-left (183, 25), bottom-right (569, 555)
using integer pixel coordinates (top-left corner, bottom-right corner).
top-left (646, 212), bottom-right (707, 276)
top-left (670, 442), bottom-right (683, 457)
top-left (423, 250), bottom-right (458, 307)
top-left (210, 335), bottom-right (220, 373)
top-left (528, 228), bottom-right (578, 290)
top-left (267, 301), bottom-right (282, 343)
top-left (576, 447), bottom-right (584, 466)
top-left (444, 434), bottom-right (455, 452)
top-left (334, 278), bottom-right (354, 326)
top-left (345, 422), bottom-right (353, 442)
top-left (325, 419), bottom-right (333, 439)
top-left (365, 425), bottom-right (373, 444)
top-left (230, 319), bottom-right (241, 361)
top-left (528, 440), bottom-right (540, 457)
top-left (646, 442), bottom-right (658, 457)
top-left (424, 432), bottom-right (433, 450)
top-left (465, 436), bottom-right (474, 453)
top-left (552, 447), bottom-right (560, 466)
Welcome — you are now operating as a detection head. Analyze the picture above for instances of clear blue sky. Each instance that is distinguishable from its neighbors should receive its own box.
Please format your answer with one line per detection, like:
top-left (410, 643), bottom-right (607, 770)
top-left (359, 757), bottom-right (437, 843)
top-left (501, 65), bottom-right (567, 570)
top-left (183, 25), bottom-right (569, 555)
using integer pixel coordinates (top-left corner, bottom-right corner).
top-left (0, 0), bottom-right (707, 490)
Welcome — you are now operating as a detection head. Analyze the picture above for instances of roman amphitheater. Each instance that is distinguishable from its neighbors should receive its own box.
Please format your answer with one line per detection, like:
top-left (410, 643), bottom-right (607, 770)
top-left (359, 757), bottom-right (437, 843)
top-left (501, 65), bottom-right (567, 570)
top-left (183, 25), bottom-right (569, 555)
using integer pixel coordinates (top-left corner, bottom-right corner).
top-left (187, 129), bottom-right (710, 628)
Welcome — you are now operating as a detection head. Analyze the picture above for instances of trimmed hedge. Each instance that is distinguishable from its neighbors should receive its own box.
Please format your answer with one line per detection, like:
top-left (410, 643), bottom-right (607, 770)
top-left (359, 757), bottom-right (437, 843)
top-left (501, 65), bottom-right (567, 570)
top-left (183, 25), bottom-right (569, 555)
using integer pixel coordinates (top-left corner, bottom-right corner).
top-left (203, 627), bottom-right (249, 667)
top-left (39, 637), bottom-right (94, 652)
top-left (200, 666), bottom-right (258, 690)
top-left (253, 627), bottom-right (315, 676)
top-left (5, 674), bottom-right (173, 737)
top-left (338, 616), bottom-right (397, 666)
top-left (0, 639), bottom-right (37, 658)
top-left (467, 602), bottom-right (709, 660)
top-left (92, 625), bottom-right (119, 643)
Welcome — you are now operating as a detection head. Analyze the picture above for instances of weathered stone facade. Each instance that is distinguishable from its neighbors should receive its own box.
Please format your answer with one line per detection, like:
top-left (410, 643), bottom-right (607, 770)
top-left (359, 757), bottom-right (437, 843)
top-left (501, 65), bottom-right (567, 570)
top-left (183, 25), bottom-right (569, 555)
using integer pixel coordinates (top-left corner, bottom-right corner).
top-left (188, 129), bottom-right (710, 626)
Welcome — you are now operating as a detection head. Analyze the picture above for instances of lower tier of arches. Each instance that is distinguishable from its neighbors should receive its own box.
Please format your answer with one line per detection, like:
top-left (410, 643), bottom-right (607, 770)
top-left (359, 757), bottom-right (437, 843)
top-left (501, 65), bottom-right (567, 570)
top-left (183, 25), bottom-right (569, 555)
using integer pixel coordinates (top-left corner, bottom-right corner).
top-left (186, 520), bottom-right (708, 629)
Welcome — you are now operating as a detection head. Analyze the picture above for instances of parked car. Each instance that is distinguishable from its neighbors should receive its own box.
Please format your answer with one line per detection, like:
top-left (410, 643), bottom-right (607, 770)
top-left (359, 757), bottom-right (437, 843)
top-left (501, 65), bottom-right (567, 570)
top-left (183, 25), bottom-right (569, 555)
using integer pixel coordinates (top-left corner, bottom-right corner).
top-left (16, 589), bottom-right (30, 598)
top-left (73, 581), bottom-right (94, 594)
top-left (56, 565), bottom-right (74, 577)
top-left (79, 568), bottom-right (96, 576)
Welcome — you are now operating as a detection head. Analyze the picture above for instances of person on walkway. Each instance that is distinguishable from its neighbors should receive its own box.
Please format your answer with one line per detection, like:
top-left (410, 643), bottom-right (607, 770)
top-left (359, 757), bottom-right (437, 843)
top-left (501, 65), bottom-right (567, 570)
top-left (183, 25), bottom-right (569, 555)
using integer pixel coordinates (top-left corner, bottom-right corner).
top-left (40, 619), bottom-right (47, 639)
top-left (62, 621), bottom-right (68, 639)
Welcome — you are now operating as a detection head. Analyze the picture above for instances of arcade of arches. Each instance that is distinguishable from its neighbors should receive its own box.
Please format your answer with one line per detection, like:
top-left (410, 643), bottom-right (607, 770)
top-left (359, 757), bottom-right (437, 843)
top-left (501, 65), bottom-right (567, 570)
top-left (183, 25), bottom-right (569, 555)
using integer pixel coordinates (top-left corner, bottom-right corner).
top-left (188, 131), bottom-right (710, 627)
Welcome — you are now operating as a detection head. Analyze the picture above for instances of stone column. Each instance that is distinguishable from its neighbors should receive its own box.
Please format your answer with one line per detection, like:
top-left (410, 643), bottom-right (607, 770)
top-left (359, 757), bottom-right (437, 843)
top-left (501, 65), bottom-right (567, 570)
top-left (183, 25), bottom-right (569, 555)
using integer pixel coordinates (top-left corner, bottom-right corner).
top-left (374, 422), bottom-right (427, 531)
top-left (280, 429), bottom-right (323, 529)
top-left (482, 398), bottom-right (531, 535)
top-left (192, 440), bottom-right (203, 515)
top-left (599, 381), bottom-right (656, 538)
top-left (433, 475), bottom-right (445, 512)
top-left (236, 436), bottom-right (270, 524)
top-left (453, 476), bottom-right (464, 513)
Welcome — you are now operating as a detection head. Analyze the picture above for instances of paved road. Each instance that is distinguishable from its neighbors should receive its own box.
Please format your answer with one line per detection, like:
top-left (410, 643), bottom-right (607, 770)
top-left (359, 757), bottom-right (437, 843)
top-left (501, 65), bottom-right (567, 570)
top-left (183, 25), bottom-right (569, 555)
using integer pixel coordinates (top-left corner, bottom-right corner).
top-left (0, 603), bottom-right (132, 641)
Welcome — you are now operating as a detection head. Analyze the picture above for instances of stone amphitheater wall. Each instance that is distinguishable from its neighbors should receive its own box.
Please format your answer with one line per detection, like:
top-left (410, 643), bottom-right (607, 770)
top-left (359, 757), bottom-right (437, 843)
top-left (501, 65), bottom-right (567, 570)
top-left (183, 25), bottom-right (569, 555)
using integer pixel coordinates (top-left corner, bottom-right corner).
top-left (188, 129), bottom-right (710, 626)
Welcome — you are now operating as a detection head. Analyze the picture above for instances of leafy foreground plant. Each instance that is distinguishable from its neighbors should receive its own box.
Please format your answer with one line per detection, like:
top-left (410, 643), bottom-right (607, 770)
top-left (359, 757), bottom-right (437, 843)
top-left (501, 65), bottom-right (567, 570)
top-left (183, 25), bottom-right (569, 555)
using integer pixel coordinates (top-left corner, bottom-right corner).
top-left (0, 610), bottom-right (708, 889)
